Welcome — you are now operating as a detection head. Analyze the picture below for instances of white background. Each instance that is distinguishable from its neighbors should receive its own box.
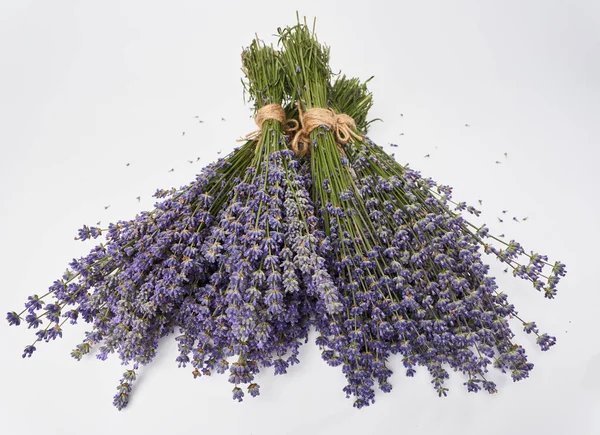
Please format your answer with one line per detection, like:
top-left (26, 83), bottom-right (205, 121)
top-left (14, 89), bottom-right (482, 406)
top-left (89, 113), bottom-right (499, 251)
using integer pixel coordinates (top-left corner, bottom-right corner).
top-left (1, 1), bottom-right (599, 434)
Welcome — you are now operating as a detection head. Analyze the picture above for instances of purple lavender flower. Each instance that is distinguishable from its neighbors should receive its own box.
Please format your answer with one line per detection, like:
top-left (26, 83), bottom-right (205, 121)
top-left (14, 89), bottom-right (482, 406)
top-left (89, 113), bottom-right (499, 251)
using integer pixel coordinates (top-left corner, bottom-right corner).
top-left (76, 225), bottom-right (103, 240)
top-left (6, 312), bottom-right (21, 326)
top-left (232, 387), bottom-right (244, 402)
top-left (22, 345), bottom-right (36, 358)
top-left (25, 295), bottom-right (44, 312)
top-left (113, 381), bottom-right (132, 410)
top-left (536, 333), bottom-right (557, 351)
top-left (25, 313), bottom-right (42, 329)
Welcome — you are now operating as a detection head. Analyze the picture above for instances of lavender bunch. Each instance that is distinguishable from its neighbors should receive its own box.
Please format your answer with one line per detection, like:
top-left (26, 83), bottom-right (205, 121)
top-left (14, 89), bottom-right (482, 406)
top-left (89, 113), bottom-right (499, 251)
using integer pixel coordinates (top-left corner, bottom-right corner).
top-left (280, 21), bottom-right (566, 407)
top-left (329, 76), bottom-right (566, 394)
top-left (6, 18), bottom-right (567, 412)
top-left (172, 40), bottom-right (341, 403)
top-left (7, 134), bottom-right (258, 409)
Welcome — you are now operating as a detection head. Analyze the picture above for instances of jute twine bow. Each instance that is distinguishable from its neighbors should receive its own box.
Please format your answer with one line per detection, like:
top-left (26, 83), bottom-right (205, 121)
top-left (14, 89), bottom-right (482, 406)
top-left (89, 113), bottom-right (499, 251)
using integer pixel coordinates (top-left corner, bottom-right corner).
top-left (240, 104), bottom-right (299, 142)
top-left (290, 104), bottom-right (363, 157)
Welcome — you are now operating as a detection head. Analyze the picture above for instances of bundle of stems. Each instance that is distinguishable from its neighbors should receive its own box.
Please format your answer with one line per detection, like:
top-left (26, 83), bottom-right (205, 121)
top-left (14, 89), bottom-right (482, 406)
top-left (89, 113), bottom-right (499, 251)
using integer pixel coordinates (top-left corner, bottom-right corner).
top-left (7, 18), bottom-right (565, 411)
top-left (279, 21), bottom-right (565, 407)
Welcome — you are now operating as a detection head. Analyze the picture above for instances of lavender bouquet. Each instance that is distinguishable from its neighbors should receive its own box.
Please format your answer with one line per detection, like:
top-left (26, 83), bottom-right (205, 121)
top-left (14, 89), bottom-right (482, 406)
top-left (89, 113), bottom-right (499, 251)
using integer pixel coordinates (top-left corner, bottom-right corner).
top-left (279, 21), bottom-right (566, 407)
top-left (6, 19), bottom-right (566, 412)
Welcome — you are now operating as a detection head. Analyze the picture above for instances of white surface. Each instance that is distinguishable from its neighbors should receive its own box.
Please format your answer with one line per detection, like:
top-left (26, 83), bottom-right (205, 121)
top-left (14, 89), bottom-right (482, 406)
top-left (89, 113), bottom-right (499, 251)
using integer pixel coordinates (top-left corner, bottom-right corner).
top-left (1, 1), bottom-right (599, 434)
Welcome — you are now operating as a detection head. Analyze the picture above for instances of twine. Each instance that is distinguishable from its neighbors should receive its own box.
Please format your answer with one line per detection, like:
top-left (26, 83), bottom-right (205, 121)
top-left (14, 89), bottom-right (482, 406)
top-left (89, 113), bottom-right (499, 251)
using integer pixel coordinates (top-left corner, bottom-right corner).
top-left (240, 104), bottom-right (299, 142)
top-left (290, 104), bottom-right (363, 157)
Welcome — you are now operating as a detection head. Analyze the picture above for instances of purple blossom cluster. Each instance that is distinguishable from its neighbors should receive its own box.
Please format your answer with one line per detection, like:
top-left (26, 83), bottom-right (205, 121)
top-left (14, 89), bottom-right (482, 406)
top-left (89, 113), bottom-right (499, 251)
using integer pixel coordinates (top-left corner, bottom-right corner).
top-left (7, 143), bottom-right (261, 409)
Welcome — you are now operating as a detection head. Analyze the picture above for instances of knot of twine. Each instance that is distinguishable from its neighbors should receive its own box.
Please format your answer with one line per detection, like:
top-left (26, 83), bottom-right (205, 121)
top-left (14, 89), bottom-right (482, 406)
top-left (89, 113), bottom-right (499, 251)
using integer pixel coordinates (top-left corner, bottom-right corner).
top-left (290, 104), bottom-right (363, 157)
top-left (240, 104), bottom-right (299, 142)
